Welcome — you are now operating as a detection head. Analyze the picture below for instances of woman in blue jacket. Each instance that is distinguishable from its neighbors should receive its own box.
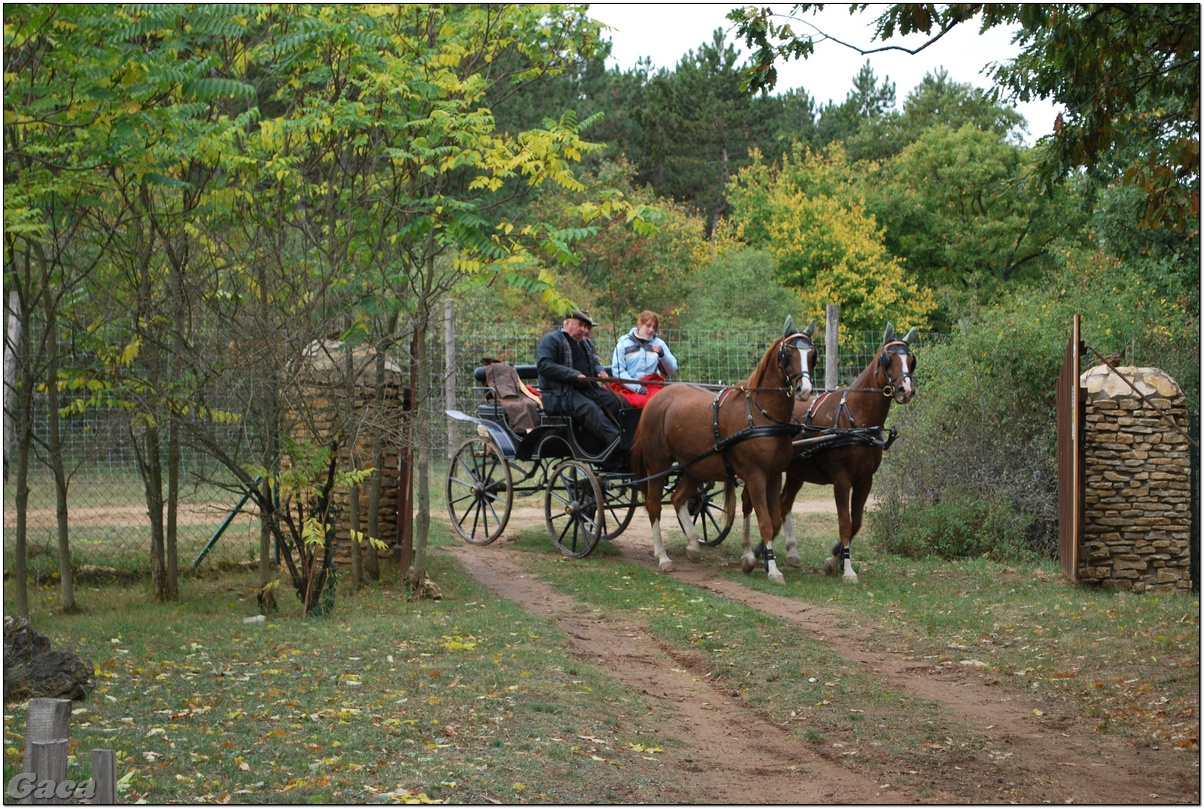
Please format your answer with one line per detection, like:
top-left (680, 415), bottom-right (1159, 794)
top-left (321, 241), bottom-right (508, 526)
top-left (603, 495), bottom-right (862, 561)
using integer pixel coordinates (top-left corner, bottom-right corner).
top-left (610, 310), bottom-right (678, 408)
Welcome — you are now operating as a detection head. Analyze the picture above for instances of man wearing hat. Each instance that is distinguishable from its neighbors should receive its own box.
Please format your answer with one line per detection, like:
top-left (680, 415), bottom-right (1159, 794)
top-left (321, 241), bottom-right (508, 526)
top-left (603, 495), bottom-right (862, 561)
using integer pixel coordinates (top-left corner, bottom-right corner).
top-left (535, 309), bottom-right (622, 449)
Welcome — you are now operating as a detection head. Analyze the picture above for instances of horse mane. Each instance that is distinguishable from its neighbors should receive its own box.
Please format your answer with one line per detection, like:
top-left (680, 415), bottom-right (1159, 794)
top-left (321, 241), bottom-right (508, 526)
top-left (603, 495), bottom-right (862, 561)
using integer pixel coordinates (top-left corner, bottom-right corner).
top-left (748, 336), bottom-right (786, 389)
top-left (850, 345), bottom-right (884, 390)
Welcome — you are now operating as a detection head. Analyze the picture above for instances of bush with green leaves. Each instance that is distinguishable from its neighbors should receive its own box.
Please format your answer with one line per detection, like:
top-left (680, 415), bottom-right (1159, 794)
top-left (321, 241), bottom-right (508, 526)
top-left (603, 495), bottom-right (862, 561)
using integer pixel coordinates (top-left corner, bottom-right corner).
top-left (870, 243), bottom-right (1197, 562)
top-left (874, 489), bottom-right (1035, 561)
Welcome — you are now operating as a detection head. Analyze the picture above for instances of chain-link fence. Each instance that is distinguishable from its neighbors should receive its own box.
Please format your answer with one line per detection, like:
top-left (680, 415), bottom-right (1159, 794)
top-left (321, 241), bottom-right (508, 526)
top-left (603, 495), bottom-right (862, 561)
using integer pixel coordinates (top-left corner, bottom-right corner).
top-left (5, 321), bottom-right (941, 578)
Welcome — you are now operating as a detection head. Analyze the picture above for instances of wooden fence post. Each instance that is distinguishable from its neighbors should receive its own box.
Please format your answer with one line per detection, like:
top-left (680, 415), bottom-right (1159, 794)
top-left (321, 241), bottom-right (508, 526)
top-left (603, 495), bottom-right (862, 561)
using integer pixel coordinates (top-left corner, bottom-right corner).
top-left (825, 304), bottom-right (840, 390)
top-left (21, 698), bottom-right (71, 804)
top-left (90, 749), bottom-right (117, 804)
top-left (444, 298), bottom-right (457, 459)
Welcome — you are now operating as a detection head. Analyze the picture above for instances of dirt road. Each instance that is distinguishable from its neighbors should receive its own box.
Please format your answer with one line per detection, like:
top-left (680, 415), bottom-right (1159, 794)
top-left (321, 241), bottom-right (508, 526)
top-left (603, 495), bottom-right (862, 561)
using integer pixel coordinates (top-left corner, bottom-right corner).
top-left (445, 497), bottom-right (1200, 804)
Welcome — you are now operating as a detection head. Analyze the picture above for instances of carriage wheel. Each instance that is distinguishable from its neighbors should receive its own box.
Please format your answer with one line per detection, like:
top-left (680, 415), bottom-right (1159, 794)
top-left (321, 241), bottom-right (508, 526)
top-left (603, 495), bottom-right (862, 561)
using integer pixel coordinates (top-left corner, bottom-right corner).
top-left (600, 475), bottom-right (640, 541)
top-left (545, 460), bottom-right (605, 558)
top-left (446, 436), bottom-right (513, 546)
top-left (688, 480), bottom-right (736, 547)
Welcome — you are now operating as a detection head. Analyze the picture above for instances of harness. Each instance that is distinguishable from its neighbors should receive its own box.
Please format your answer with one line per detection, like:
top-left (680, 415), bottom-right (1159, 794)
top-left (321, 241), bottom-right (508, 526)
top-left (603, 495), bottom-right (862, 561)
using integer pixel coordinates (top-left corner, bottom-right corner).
top-left (705, 332), bottom-right (814, 484)
top-left (710, 388), bottom-right (801, 484)
top-left (621, 331), bottom-right (814, 488)
top-left (795, 340), bottom-right (912, 464)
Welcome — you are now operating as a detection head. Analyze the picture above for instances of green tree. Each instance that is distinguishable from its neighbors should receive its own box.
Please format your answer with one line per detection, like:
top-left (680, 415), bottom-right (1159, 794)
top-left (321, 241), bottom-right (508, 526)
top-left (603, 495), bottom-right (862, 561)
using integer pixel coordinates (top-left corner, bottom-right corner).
top-left (221, 4), bottom-right (634, 595)
top-left (816, 62), bottom-right (898, 160)
top-left (682, 247), bottom-right (800, 331)
top-left (871, 123), bottom-right (1079, 325)
top-left (730, 3), bottom-right (1200, 233)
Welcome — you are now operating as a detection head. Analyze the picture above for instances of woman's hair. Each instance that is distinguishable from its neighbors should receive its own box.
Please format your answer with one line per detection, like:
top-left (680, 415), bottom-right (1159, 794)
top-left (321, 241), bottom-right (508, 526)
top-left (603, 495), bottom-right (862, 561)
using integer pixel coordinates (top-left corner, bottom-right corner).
top-left (637, 310), bottom-right (659, 331)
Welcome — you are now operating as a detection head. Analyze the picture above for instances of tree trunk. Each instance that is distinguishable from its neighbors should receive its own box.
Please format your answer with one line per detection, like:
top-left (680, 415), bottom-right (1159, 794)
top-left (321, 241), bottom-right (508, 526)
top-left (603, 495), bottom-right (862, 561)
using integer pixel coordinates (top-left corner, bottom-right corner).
top-left (136, 424), bottom-right (167, 602)
top-left (258, 510), bottom-right (273, 591)
top-left (165, 415), bottom-right (180, 600)
top-left (410, 297), bottom-right (432, 588)
top-left (366, 349), bottom-right (387, 581)
top-left (348, 481), bottom-right (363, 589)
top-left (42, 313), bottom-right (74, 612)
top-left (12, 371), bottom-right (32, 619)
top-left (4, 291), bottom-right (20, 482)
top-left (37, 244), bottom-right (75, 611)
top-left (8, 289), bottom-right (31, 618)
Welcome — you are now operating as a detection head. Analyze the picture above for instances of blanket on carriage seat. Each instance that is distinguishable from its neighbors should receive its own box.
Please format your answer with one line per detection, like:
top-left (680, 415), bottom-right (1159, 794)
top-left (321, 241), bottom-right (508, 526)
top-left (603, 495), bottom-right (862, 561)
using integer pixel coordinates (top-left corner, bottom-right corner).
top-left (481, 359), bottom-right (541, 433)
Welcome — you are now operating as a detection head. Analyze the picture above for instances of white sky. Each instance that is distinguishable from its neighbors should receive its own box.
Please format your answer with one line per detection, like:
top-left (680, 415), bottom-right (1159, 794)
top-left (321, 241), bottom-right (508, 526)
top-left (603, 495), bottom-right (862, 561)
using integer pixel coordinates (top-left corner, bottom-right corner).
top-left (590, 3), bottom-right (1061, 145)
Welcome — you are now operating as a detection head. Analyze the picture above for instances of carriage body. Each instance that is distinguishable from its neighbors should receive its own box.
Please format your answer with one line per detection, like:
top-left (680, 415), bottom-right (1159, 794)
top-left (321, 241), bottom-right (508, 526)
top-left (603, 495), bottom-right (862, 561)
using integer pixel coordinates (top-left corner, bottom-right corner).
top-left (445, 363), bottom-right (732, 557)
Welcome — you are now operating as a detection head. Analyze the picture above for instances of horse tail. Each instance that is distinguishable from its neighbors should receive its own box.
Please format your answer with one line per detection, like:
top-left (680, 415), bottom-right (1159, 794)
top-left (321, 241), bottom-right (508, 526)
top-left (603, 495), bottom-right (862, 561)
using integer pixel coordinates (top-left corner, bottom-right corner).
top-left (630, 417), bottom-right (648, 481)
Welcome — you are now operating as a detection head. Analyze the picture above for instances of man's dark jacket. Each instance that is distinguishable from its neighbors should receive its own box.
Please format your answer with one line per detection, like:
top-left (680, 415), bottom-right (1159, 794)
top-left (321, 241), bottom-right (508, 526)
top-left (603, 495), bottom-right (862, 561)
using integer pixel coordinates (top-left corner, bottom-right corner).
top-left (535, 327), bottom-right (590, 414)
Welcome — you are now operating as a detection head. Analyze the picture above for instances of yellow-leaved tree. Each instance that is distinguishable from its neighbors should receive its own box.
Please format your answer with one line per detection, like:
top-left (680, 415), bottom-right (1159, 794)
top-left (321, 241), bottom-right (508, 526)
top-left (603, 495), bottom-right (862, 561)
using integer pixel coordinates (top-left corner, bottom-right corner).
top-left (729, 144), bottom-right (935, 332)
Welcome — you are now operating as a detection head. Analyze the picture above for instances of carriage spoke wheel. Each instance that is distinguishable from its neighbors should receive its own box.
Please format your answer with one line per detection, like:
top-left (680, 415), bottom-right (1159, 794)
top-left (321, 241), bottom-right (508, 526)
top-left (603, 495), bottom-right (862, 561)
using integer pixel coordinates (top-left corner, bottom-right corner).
top-left (688, 480), bottom-right (736, 547)
top-left (446, 436), bottom-right (513, 546)
top-left (545, 460), bottom-right (605, 558)
top-left (600, 474), bottom-right (640, 542)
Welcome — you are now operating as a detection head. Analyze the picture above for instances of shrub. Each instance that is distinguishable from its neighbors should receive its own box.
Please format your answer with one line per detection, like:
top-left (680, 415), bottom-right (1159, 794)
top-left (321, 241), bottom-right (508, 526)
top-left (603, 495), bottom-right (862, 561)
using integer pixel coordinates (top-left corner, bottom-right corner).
top-left (870, 243), bottom-right (1197, 563)
top-left (873, 490), bottom-right (1034, 561)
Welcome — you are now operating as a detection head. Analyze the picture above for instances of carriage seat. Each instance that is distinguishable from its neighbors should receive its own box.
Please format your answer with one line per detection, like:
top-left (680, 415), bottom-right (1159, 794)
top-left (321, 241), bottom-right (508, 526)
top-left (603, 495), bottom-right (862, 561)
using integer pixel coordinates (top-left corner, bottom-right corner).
top-left (476, 360), bottom-right (543, 433)
top-left (472, 360), bottom-right (622, 446)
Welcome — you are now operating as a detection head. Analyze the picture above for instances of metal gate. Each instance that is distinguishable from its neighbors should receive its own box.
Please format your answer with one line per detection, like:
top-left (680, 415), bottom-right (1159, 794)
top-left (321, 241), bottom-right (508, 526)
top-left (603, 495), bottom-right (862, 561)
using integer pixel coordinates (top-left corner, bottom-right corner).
top-left (1056, 315), bottom-right (1084, 581)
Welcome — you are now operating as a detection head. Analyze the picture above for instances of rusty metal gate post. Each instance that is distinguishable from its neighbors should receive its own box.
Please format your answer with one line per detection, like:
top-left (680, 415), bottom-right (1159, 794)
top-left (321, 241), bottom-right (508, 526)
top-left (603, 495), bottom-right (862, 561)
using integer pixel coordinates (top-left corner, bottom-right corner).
top-left (1056, 314), bottom-right (1084, 582)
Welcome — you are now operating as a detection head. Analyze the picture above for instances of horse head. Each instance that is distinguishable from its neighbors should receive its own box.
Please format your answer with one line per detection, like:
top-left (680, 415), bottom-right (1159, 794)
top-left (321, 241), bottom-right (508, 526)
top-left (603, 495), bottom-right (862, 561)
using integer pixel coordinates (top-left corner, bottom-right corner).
top-left (779, 317), bottom-right (818, 401)
top-left (877, 323), bottom-right (918, 404)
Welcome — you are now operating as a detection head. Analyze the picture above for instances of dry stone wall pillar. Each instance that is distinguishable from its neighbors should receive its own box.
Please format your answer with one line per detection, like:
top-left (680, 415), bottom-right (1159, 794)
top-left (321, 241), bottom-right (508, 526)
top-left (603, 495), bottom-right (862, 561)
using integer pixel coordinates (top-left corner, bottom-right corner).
top-left (1078, 365), bottom-right (1192, 593)
top-left (288, 340), bottom-right (405, 565)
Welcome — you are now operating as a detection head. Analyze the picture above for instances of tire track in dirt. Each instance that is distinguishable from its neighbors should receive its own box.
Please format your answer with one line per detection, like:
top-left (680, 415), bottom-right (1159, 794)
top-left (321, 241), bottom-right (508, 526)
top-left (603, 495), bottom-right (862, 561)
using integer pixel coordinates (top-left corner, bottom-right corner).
top-left (443, 492), bottom-right (1198, 803)
top-left (599, 533), bottom-right (1198, 804)
top-left (448, 543), bottom-right (916, 804)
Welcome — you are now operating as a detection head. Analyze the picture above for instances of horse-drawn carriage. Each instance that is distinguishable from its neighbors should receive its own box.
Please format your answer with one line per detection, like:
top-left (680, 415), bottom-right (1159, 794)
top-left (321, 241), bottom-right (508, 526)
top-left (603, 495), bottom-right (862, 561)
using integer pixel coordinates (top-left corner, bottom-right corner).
top-left (445, 319), bottom-right (918, 584)
top-left (444, 362), bottom-right (736, 558)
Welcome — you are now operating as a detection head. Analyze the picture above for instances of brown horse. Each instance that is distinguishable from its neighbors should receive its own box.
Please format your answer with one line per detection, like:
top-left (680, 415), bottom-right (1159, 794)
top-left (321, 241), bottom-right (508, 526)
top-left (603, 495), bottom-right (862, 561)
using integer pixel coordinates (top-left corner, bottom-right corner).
top-left (631, 318), bottom-right (817, 583)
top-left (741, 323), bottom-right (918, 583)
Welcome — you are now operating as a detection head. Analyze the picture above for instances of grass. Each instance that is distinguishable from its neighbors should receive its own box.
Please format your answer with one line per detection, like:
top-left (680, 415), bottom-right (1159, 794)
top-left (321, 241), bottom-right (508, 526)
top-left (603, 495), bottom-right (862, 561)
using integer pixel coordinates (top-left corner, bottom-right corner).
top-left (4, 489), bottom-right (1198, 802)
top-left (4, 475), bottom-right (262, 574)
top-left (2, 523), bottom-right (696, 805)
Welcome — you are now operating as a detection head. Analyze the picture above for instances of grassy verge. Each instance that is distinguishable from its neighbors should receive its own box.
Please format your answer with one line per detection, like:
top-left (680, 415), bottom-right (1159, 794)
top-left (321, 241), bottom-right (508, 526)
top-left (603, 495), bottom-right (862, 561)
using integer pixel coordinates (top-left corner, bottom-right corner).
top-left (2, 524), bottom-right (691, 804)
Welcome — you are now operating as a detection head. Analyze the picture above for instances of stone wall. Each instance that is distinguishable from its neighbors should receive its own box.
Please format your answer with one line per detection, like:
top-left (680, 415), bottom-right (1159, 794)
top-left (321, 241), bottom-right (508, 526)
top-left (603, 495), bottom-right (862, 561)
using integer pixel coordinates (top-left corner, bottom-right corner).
top-left (287, 340), bottom-right (405, 566)
top-left (1078, 365), bottom-right (1192, 593)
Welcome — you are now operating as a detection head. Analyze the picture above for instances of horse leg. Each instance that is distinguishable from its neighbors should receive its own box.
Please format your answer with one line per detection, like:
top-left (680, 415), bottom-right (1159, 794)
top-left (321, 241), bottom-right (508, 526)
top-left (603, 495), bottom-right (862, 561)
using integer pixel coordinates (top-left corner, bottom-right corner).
top-left (747, 473), bottom-right (785, 584)
top-left (739, 486), bottom-right (758, 574)
top-left (823, 481), bottom-right (859, 583)
top-left (823, 482), bottom-right (852, 578)
top-left (644, 479), bottom-right (675, 573)
top-left (840, 480), bottom-right (872, 583)
top-left (671, 478), bottom-right (705, 563)
top-left (779, 468), bottom-right (805, 568)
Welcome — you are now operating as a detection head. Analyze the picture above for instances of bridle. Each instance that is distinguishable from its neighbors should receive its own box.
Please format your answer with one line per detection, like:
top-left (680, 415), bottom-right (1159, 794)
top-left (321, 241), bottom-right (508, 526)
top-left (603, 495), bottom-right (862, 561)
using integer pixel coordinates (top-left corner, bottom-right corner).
top-left (778, 333), bottom-right (816, 399)
top-left (877, 340), bottom-right (915, 398)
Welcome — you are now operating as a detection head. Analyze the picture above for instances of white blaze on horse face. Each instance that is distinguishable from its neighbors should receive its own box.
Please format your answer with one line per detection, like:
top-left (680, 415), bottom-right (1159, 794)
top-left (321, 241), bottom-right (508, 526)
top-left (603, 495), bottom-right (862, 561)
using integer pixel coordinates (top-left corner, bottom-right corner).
top-left (896, 354), bottom-right (915, 402)
top-left (795, 369), bottom-right (813, 401)
top-left (791, 344), bottom-right (814, 400)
